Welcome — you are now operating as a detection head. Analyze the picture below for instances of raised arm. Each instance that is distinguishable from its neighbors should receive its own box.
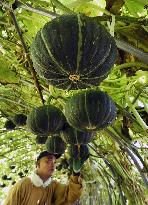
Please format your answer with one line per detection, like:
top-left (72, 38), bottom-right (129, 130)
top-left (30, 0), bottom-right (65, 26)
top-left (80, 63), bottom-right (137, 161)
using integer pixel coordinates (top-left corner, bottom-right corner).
top-left (53, 174), bottom-right (83, 205)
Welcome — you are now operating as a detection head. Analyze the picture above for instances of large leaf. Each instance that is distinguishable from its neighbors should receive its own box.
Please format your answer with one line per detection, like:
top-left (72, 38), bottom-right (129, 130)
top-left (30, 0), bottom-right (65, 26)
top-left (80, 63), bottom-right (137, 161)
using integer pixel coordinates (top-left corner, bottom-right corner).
top-left (125, 0), bottom-right (147, 17)
top-left (0, 57), bottom-right (20, 84)
top-left (0, 0), bottom-right (147, 203)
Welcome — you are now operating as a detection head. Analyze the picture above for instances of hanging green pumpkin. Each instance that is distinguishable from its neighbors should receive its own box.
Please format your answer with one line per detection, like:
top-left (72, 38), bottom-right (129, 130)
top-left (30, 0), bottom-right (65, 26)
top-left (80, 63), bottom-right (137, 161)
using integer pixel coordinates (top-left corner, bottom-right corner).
top-left (13, 114), bottom-right (27, 126)
top-left (68, 144), bottom-right (90, 172)
top-left (45, 134), bottom-right (66, 155)
top-left (4, 120), bottom-right (16, 130)
top-left (64, 90), bottom-right (116, 132)
top-left (27, 105), bottom-right (66, 135)
top-left (31, 14), bottom-right (117, 90)
top-left (61, 123), bottom-right (94, 144)
top-left (68, 144), bottom-right (90, 160)
top-left (36, 135), bottom-right (48, 144)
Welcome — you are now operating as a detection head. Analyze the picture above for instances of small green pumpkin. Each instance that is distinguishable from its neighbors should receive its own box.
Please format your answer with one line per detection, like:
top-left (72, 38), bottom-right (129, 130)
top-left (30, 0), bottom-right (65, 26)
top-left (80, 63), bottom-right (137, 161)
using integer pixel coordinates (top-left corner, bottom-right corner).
top-left (68, 144), bottom-right (89, 161)
top-left (68, 144), bottom-right (89, 172)
top-left (61, 123), bottom-right (94, 144)
top-left (4, 120), bottom-right (16, 130)
top-left (31, 14), bottom-right (117, 90)
top-left (27, 105), bottom-right (66, 135)
top-left (64, 90), bottom-right (116, 132)
top-left (46, 134), bottom-right (66, 155)
top-left (36, 135), bottom-right (48, 144)
top-left (13, 114), bottom-right (27, 126)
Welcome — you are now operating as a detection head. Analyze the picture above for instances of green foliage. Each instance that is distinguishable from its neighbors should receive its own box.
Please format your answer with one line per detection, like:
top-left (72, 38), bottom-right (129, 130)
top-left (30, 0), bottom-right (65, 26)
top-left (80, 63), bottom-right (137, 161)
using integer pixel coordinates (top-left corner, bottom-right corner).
top-left (0, 0), bottom-right (147, 203)
top-left (60, 0), bottom-right (106, 16)
top-left (0, 57), bottom-right (20, 84)
top-left (124, 0), bottom-right (147, 17)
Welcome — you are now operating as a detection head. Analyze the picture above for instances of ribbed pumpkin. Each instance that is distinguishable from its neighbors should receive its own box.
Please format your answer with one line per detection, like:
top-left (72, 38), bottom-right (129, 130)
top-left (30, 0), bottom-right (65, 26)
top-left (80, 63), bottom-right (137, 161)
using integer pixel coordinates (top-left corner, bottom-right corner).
top-left (13, 114), bottom-right (27, 126)
top-left (36, 135), bottom-right (48, 144)
top-left (61, 123), bottom-right (94, 144)
top-left (46, 134), bottom-right (66, 154)
top-left (4, 120), bottom-right (16, 130)
top-left (65, 90), bottom-right (116, 132)
top-left (31, 14), bottom-right (117, 90)
top-left (68, 144), bottom-right (89, 161)
top-left (27, 105), bottom-right (66, 135)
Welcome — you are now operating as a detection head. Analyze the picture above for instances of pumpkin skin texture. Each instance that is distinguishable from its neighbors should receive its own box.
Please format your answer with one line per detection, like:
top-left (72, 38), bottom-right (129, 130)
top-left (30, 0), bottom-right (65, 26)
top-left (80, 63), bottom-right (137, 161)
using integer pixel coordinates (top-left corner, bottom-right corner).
top-left (13, 114), bottom-right (27, 126)
top-left (31, 14), bottom-right (117, 90)
top-left (68, 144), bottom-right (89, 172)
top-left (36, 135), bottom-right (48, 144)
top-left (64, 90), bottom-right (117, 132)
top-left (68, 144), bottom-right (90, 172)
top-left (27, 105), bottom-right (66, 135)
top-left (68, 144), bottom-right (90, 161)
top-left (4, 120), bottom-right (16, 130)
top-left (46, 134), bottom-right (66, 155)
top-left (61, 123), bottom-right (94, 144)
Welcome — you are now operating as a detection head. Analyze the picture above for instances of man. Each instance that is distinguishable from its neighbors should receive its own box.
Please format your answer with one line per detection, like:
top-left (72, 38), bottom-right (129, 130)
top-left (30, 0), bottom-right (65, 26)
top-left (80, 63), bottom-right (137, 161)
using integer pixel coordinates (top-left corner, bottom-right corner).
top-left (4, 151), bottom-right (83, 205)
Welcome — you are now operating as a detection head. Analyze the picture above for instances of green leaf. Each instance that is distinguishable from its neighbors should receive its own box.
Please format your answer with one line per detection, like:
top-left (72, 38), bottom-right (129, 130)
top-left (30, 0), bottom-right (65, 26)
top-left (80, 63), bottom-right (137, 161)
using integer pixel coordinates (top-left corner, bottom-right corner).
top-left (0, 0), bottom-right (147, 202)
top-left (73, 158), bottom-right (84, 172)
top-left (125, 0), bottom-right (147, 17)
top-left (0, 58), bottom-right (20, 84)
top-left (68, 0), bottom-right (106, 16)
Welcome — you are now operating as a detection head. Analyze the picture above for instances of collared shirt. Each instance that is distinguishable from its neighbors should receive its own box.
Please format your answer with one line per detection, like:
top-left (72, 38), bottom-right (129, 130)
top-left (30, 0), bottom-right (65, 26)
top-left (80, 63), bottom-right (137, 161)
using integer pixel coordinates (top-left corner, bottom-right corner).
top-left (3, 174), bottom-right (83, 205)
top-left (28, 172), bottom-right (52, 188)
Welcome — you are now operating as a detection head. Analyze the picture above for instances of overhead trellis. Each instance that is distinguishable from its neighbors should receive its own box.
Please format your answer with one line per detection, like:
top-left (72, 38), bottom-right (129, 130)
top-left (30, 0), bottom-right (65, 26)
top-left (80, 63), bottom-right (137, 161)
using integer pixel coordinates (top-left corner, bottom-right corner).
top-left (0, 0), bottom-right (148, 204)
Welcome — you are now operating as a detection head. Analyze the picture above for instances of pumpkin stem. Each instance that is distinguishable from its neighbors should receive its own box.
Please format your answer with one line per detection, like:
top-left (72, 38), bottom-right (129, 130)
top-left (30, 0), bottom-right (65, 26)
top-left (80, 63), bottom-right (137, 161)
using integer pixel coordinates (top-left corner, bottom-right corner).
top-left (78, 144), bottom-right (81, 159)
top-left (69, 74), bottom-right (80, 82)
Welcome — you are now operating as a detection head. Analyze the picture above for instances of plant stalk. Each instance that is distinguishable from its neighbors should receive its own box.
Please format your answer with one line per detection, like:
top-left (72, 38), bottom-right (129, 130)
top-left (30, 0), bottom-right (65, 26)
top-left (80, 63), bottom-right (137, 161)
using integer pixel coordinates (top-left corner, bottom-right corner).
top-left (105, 128), bottom-right (148, 190)
top-left (9, 10), bottom-right (45, 105)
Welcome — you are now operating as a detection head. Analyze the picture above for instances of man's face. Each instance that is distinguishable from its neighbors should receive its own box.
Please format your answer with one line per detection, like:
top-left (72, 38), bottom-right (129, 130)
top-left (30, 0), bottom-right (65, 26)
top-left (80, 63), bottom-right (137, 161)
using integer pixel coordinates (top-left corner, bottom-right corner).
top-left (37, 155), bottom-right (56, 177)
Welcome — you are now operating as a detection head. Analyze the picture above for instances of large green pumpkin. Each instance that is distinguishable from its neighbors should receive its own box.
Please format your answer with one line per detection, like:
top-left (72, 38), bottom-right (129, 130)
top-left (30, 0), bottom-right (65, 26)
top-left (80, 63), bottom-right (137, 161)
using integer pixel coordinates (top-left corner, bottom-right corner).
top-left (61, 123), bottom-right (94, 144)
top-left (31, 14), bottom-right (117, 90)
top-left (64, 90), bottom-right (116, 132)
top-left (27, 105), bottom-right (66, 135)
top-left (46, 134), bottom-right (66, 155)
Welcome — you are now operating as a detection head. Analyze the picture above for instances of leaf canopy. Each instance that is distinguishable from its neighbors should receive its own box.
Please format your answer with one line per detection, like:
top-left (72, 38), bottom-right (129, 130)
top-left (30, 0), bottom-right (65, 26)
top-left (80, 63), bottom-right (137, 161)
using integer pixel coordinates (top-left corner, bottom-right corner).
top-left (0, 0), bottom-right (147, 204)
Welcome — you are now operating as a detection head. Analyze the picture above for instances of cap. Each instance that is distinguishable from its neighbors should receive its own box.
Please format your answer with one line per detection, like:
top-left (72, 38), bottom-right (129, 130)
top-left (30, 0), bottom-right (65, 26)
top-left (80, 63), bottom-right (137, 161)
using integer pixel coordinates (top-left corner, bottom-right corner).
top-left (37, 151), bottom-right (61, 161)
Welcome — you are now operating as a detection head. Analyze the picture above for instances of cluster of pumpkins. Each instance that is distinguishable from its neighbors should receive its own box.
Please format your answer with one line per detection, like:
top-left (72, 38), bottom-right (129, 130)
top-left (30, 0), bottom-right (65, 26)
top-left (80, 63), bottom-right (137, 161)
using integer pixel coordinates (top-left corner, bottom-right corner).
top-left (28, 14), bottom-right (118, 172)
